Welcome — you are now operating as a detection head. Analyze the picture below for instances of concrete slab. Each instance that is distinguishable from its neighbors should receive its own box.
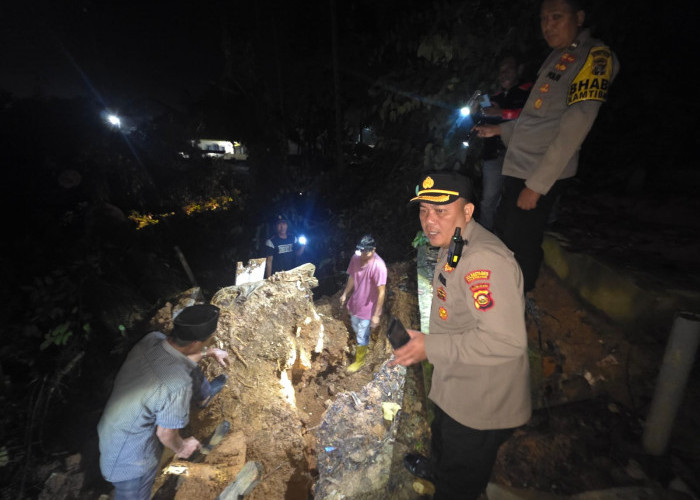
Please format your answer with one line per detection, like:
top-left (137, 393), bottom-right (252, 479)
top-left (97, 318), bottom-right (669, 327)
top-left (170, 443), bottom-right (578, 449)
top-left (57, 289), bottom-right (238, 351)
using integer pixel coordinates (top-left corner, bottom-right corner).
top-left (542, 233), bottom-right (700, 339)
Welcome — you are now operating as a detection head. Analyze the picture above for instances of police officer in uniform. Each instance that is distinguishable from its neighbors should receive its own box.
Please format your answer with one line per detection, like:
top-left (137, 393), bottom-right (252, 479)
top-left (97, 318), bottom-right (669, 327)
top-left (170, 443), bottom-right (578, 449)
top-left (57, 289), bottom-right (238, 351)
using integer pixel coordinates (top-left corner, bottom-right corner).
top-left (475, 0), bottom-right (620, 293)
top-left (391, 171), bottom-right (531, 500)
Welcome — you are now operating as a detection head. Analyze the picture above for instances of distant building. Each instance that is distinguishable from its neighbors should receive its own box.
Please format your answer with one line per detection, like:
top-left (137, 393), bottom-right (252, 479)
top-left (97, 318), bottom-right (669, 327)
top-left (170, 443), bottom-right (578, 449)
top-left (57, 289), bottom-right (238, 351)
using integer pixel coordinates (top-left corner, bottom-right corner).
top-left (187, 139), bottom-right (248, 161)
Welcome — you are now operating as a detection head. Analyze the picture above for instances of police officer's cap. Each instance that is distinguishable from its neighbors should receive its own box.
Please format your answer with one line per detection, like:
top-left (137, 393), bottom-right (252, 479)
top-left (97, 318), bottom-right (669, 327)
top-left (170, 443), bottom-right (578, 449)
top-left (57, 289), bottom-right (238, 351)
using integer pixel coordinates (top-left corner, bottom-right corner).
top-left (410, 171), bottom-right (473, 205)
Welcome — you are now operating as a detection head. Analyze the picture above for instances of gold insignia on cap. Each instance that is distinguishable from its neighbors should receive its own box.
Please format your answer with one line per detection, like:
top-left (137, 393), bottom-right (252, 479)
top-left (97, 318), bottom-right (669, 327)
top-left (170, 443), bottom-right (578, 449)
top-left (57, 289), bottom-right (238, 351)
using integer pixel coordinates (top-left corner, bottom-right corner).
top-left (422, 176), bottom-right (435, 189)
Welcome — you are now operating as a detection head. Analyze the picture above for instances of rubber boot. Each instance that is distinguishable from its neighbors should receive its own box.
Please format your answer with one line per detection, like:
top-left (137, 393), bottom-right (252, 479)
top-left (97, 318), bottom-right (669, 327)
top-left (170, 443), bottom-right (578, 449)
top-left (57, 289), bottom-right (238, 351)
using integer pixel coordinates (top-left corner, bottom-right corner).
top-left (347, 345), bottom-right (368, 373)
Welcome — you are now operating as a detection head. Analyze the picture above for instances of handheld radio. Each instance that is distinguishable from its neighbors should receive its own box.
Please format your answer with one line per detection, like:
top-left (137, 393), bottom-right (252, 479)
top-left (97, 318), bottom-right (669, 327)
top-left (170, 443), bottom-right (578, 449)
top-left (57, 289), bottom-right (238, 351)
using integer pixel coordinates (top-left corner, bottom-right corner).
top-left (447, 227), bottom-right (464, 267)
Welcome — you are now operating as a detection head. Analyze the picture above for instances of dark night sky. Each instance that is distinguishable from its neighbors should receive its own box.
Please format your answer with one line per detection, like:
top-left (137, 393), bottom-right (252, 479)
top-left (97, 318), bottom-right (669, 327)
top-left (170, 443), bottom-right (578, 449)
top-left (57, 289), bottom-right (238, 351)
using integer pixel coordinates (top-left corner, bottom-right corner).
top-left (1, 0), bottom-right (226, 104)
top-left (3, 0), bottom-right (699, 120)
top-left (9, 2), bottom-right (347, 115)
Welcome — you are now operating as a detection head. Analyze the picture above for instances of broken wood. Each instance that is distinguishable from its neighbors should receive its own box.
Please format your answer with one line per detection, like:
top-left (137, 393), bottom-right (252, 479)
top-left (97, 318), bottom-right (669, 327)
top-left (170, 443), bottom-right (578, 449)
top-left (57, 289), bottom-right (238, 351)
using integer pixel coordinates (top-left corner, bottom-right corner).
top-left (230, 345), bottom-right (248, 368)
top-left (235, 375), bottom-right (255, 389)
top-left (216, 461), bottom-right (263, 500)
top-left (174, 246), bottom-right (198, 288)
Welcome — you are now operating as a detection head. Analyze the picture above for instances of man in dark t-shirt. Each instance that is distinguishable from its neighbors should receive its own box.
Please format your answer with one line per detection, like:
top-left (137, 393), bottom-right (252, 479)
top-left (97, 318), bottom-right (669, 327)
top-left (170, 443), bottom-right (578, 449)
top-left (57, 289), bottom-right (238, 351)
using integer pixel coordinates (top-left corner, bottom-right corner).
top-left (264, 214), bottom-right (306, 277)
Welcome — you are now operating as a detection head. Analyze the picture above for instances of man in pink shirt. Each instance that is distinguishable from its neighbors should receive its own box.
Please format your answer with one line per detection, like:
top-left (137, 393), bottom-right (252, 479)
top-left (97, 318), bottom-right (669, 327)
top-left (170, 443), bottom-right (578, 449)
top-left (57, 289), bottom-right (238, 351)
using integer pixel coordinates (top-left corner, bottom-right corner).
top-left (339, 235), bottom-right (387, 373)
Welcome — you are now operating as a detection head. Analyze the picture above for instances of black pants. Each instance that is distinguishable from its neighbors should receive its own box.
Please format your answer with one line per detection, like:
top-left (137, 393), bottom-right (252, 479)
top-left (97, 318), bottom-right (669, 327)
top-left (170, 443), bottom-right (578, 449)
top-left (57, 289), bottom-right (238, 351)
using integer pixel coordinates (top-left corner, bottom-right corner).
top-left (495, 176), bottom-right (567, 293)
top-left (431, 405), bottom-right (513, 500)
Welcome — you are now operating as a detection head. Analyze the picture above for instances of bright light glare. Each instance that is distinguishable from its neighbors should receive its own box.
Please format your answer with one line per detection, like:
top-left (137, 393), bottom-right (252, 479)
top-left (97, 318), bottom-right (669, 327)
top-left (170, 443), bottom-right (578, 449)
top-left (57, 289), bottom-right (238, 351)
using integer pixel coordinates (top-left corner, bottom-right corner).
top-left (298, 235), bottom-right (307, 245)
top-left (107, 114), bottom-right (121, 127)
top-left (462, 141), bottom-right (470, 148)
top-left (460, 106), bottom-right (471, 117)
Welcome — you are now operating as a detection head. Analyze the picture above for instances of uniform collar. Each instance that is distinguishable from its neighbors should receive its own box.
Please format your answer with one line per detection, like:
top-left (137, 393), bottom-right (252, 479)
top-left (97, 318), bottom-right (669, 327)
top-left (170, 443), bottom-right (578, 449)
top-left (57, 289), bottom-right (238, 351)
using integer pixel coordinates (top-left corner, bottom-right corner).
top-left (568, 28), bottom-right (591, 50)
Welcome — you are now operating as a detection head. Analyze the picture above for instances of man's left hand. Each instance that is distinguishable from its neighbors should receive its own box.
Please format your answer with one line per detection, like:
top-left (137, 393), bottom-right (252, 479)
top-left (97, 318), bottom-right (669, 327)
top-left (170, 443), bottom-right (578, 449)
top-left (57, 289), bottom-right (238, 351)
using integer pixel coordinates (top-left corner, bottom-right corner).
top-left (517, 187), bottom-right (541, 210)
top-left (389, 329), bottom-right (427, 367)
top-left (207, 348), bottom-right (230, 368)
top-left (370, 314), bottom-right (381, 328)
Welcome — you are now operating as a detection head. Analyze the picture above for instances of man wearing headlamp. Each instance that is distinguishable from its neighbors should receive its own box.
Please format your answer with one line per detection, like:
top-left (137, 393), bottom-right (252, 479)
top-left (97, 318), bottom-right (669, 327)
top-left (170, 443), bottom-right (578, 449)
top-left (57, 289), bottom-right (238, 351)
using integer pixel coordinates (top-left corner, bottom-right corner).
top-left (339, 235), bottom-right (387, 373)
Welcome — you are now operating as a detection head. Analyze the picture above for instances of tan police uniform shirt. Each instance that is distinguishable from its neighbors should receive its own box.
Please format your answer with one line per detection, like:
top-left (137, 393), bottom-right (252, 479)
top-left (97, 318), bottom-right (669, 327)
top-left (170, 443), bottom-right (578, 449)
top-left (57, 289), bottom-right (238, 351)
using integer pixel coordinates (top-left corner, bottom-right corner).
top-left (500, 29), bottom-right (620, 195)
top-left (424, 221), bottom-right (531, 430)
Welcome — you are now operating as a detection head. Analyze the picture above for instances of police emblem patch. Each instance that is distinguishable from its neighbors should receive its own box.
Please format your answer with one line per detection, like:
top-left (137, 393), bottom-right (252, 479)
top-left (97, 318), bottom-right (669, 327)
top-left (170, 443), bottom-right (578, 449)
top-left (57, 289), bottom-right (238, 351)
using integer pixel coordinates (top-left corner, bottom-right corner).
top-left (438, 306), bottom-right (448, 320)
top-left (473, 289), bottom-right (494, 311)
top-left (436, 287), bottom-right (447, 301)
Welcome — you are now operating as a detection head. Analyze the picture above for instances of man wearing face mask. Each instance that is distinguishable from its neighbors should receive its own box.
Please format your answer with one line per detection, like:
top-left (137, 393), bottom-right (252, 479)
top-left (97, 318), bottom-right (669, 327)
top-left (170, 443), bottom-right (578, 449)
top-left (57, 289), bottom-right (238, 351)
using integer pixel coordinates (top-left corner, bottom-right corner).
top-left (339, 235), bottom-right (387, 373)
top-left (392, 171), bottom-right (530, 500)
top-left (475, 0), bottom-right (620, 293)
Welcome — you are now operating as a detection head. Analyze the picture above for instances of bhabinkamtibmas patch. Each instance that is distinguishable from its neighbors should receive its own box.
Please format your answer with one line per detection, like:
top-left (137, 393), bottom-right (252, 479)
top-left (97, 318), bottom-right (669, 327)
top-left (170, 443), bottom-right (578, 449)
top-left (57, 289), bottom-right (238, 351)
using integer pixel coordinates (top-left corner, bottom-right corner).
top-left (568, 46), bottom-right (613, 105)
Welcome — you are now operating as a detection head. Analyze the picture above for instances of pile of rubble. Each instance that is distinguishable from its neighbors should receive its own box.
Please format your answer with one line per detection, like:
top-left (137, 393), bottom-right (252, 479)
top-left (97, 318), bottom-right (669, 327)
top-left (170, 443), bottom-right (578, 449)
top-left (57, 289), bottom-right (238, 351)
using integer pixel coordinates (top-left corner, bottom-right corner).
top-left (313, 360), bottom-right (407, 499)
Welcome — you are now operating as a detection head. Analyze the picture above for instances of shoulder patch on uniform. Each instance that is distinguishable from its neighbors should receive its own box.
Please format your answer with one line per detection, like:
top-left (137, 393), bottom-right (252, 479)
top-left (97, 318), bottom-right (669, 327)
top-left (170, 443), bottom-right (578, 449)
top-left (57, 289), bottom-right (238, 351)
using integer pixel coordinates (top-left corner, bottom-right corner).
top-left (438, 306), bottom-right (448, 320)
top-left (568, 46), bottom-right (613, 105)
top-left (472, 286), bottom-right (495, 311)
top-left (436, 286), bottom-right (447, 301)
top-left (465, 270), bottom-right (491, 284)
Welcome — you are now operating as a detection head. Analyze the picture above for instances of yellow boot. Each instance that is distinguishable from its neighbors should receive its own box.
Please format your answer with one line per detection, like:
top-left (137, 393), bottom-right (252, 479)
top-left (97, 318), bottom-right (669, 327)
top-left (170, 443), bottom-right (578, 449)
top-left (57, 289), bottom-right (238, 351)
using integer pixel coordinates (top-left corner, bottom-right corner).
top-left (347, 345), bottom-right (368, 373)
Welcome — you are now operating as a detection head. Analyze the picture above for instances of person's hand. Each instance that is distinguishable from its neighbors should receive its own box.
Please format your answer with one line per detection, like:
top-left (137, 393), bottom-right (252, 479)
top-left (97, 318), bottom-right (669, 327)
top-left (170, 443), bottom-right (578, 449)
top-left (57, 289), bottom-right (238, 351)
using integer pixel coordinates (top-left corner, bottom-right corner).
top-left (176, 437), bottom-right (201, 459)
top-left (339, 294), bottom-right (346, 306)
top-left (473, 124), bottom-right (501, 138)
top-left (207, 347), bottom-right (230, 368)
top-left (370, 313), bottom-right (381, 328)
top-left (389, 329), bottom-right (427, 367)
top-left (517, 187), bottom-right (541, 210)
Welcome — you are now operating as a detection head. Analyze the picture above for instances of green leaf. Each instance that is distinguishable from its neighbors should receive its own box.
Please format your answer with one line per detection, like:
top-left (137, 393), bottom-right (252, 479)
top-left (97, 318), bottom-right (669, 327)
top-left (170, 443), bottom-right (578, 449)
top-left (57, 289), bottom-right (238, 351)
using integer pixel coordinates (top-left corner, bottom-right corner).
top-left (412, 231), bottom-right (429, 248)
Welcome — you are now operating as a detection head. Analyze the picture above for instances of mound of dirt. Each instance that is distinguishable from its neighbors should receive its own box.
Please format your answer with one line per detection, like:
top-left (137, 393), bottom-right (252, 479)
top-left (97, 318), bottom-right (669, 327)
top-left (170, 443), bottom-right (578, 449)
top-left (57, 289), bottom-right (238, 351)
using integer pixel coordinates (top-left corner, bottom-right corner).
top-left (145, 262), bottom-right (419, 500)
